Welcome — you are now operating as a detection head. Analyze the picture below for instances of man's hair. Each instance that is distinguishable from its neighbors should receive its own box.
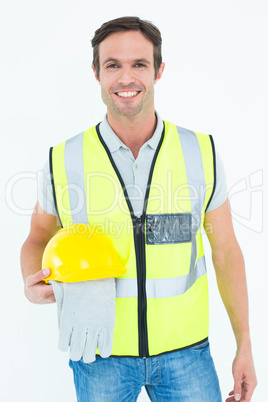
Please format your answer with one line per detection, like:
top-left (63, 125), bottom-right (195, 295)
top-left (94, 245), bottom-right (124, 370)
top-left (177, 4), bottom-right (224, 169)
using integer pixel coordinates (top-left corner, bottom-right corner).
top-left (91, 16), bottom-right (162, 79)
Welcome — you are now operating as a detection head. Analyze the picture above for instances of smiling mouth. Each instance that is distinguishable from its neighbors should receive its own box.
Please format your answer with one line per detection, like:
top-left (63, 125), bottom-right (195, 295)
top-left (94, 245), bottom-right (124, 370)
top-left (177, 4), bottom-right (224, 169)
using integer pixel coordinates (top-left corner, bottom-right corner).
top-left (115, 91), bottom-right (141, 98)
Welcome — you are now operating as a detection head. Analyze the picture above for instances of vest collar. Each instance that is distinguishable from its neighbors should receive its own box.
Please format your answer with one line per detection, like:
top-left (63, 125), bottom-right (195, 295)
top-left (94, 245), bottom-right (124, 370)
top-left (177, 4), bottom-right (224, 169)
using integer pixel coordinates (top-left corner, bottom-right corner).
top-left (99, 111), bottom-right (164, 153)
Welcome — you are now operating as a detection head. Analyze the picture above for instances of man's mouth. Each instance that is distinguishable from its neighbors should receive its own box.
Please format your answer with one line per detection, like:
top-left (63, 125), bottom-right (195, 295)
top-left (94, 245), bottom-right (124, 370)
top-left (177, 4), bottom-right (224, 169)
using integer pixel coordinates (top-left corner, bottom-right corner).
top-left (115, 91), bottom-right (141, 98)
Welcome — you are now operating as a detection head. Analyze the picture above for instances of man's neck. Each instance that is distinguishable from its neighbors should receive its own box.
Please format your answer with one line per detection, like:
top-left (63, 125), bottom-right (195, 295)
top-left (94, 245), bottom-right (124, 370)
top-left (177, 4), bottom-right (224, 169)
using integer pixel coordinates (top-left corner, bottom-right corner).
top-left (106, 108), bottom-right (157, 158)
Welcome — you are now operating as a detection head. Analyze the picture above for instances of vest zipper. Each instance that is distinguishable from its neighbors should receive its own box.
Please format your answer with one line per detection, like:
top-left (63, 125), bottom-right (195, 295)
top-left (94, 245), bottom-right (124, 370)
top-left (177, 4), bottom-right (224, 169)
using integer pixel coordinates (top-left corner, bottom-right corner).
top-left (134, 215), bottom-right (149, 358)
top-left (95, 122), bottom-right (165, 358)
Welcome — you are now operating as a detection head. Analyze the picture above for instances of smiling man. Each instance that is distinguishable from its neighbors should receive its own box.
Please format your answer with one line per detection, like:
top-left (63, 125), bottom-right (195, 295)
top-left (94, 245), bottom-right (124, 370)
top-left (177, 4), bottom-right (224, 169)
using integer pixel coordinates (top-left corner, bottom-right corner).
top-left (96, 30), bottom-right (162, 116)
top-left (93, 28), bottom-right (165, 159)
top-left (21, 16), bottom-right (257, 402)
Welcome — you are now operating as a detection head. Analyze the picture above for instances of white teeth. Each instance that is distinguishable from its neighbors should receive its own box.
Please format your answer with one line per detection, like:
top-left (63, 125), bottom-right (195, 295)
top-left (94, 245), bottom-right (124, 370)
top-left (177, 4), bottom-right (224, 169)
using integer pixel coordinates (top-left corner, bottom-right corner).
top-left (116, 91), bottom-right (139, 98)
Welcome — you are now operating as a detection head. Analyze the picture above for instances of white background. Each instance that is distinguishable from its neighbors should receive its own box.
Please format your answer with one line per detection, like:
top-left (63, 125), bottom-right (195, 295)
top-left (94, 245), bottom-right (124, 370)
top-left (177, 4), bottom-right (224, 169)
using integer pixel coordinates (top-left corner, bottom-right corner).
top-left (1, 0), bottom-right (267, 401)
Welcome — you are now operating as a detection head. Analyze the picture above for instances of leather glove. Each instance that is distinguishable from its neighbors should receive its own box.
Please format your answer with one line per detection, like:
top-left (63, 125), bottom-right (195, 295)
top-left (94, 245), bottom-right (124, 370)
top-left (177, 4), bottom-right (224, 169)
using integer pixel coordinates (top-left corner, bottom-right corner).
top-left (50, 278), bottom-right (115, 363)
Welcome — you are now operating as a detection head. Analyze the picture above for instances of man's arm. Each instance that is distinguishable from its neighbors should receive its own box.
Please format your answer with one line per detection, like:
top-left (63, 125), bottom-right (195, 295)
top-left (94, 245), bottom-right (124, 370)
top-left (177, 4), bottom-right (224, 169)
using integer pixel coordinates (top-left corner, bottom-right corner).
top-left (21, 201), bottom-right (61, 304)
top-left (204, 199), bottom-right (257, 402)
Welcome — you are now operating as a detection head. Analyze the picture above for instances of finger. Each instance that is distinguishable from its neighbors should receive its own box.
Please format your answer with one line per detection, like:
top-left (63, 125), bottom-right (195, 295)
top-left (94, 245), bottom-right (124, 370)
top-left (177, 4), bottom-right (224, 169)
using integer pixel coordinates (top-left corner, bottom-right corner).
top-left (26, 268), bottom-right (51, 287)
top-left (83, 330), bottom-right (98, 364)
top-left (58, 325), bottom-right (72, 352)
top-left (241, 380), bottom-right (253, 401)
top-left (47, 294), bottom-right (56, 303)
top-left (69, 328), bottom-right (86, 362)
top-left (38, 282), bottom-right (55, 300)
top-left (98, 330), bottom-right (113, 358)
top-left (233, 372), bottom-right (243, 401)
top-left (226, 391), bottom-right (235, 401)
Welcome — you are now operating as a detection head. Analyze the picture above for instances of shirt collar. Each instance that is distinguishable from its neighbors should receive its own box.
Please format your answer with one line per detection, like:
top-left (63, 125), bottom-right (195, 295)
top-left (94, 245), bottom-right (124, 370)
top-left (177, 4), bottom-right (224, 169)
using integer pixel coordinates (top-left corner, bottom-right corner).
top-left (99, 111), bottom-right (164, 153)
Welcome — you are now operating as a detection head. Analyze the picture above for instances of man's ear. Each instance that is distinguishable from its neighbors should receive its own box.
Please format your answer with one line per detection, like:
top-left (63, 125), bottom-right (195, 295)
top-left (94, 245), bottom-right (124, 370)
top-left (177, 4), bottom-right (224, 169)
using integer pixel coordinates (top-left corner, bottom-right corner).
top-left (92, 65), bottom-right (100, 83)
top-left (155, 62), bottom-right (165, 84)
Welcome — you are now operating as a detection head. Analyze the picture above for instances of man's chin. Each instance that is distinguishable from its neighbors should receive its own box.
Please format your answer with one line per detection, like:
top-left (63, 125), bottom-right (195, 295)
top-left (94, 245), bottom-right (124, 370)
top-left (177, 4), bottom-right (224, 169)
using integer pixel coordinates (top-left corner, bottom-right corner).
top-left (111, 104), bottom-right (144, 117)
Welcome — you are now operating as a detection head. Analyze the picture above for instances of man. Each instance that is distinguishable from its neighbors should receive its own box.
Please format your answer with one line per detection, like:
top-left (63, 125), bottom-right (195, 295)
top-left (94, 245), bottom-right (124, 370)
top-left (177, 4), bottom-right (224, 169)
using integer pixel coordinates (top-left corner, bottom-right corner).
top-left (21, 16), bottom-right (257, 402)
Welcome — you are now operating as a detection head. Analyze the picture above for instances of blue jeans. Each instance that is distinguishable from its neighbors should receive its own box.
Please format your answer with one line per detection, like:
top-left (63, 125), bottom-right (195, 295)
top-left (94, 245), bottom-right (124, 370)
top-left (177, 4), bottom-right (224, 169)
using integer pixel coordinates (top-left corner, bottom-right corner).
top-left (69, 339), bottom-right (222, 401)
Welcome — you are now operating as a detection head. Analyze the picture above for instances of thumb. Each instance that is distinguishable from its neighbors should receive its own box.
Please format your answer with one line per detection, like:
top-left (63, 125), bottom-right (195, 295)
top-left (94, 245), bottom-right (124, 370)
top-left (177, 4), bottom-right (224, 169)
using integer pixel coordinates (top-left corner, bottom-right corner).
top-left (26, 268), bottom-right (51, 287)
top-left (233, 372), bottom-right (242, 401)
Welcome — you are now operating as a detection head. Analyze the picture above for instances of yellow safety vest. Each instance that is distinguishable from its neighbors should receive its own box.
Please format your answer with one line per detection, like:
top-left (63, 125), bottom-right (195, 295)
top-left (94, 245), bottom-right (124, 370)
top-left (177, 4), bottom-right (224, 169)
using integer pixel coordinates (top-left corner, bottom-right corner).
top-left (50, 120), bottom-right (215, 357)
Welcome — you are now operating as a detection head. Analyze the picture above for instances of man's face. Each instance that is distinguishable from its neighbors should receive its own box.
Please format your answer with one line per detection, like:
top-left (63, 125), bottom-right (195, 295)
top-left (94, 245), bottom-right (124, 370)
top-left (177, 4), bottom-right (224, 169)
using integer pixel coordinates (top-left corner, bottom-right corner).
top-left (93, 31), bottom-right (164, 117)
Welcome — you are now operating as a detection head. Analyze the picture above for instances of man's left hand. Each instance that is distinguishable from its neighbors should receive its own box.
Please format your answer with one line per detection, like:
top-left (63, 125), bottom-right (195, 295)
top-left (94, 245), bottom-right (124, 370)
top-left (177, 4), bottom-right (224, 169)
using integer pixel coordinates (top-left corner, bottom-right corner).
top-left (226, 348), bottom-right (257, 402)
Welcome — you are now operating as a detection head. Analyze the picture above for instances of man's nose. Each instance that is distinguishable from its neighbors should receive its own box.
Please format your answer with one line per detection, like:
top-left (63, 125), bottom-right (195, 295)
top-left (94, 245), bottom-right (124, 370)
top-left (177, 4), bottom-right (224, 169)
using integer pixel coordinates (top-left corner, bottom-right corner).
top-left (117, 67), bottom-right (134, 85)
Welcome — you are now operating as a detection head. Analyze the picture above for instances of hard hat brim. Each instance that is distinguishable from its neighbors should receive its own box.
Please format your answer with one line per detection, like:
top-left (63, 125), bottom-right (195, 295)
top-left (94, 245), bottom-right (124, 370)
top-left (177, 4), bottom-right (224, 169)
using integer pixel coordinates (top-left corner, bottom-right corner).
top-left (43, 264), bottom-right (127, 283)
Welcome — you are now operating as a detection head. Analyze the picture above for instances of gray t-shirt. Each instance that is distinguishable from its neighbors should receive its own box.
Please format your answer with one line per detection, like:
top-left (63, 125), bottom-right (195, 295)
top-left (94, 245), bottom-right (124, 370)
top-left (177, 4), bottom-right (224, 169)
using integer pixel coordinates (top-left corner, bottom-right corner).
top-left (38, 113), bottom-right (227, 216)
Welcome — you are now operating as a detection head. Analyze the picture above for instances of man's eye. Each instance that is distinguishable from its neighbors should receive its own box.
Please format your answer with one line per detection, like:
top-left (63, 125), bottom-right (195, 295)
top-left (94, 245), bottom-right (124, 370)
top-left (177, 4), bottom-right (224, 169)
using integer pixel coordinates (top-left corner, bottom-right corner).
top-left (135, 63), bottom-right (145, 68)
top-left (107, 64), bottom-right (119, 69)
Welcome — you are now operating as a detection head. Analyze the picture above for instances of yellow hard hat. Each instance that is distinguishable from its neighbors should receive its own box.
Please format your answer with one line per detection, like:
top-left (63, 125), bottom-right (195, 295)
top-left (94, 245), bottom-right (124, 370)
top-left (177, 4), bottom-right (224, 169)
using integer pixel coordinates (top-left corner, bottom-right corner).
top-left (42, 224), bottom-right (127, 283)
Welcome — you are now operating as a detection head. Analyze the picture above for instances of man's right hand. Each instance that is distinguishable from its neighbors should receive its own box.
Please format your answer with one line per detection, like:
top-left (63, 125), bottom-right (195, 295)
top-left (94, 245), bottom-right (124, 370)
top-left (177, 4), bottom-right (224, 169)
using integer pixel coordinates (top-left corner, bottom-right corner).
top-left (25, 268), bottom-right (56, 304)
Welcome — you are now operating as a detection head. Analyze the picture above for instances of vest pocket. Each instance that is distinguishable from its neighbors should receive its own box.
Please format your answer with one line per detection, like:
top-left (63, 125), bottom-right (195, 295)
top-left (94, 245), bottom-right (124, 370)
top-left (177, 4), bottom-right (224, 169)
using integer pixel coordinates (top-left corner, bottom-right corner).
top-left (146, 213), bottom-right (192, 245)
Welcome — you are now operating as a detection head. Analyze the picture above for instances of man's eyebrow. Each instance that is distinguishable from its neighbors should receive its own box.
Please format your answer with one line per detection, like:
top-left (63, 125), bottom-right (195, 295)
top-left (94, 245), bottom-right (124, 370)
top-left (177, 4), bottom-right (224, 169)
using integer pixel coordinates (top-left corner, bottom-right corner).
top-left (134, 58), bottom-right (151, 65)
top-left (102, 58), bottom-right (151, 66)
top-left (102, 58), bottom-right (119, 66)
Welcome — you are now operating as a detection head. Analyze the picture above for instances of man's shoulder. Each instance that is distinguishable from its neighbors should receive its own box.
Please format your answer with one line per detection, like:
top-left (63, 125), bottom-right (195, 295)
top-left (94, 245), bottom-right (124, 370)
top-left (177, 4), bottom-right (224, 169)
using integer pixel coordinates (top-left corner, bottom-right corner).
top-left (51, 123), bottom-right (100, 149)
top-left (163, 119), bottom-right (212, 139)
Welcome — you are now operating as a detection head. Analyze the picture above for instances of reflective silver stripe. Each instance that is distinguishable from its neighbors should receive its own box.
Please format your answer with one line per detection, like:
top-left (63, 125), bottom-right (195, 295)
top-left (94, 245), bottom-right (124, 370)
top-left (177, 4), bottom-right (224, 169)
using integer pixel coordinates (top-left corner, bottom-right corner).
top-left (176, 126), bottom-right (207, 273)
top-left (116, 255), bottom-right (206, 298)
top-left (65, 132), bottom-right (89, 225)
